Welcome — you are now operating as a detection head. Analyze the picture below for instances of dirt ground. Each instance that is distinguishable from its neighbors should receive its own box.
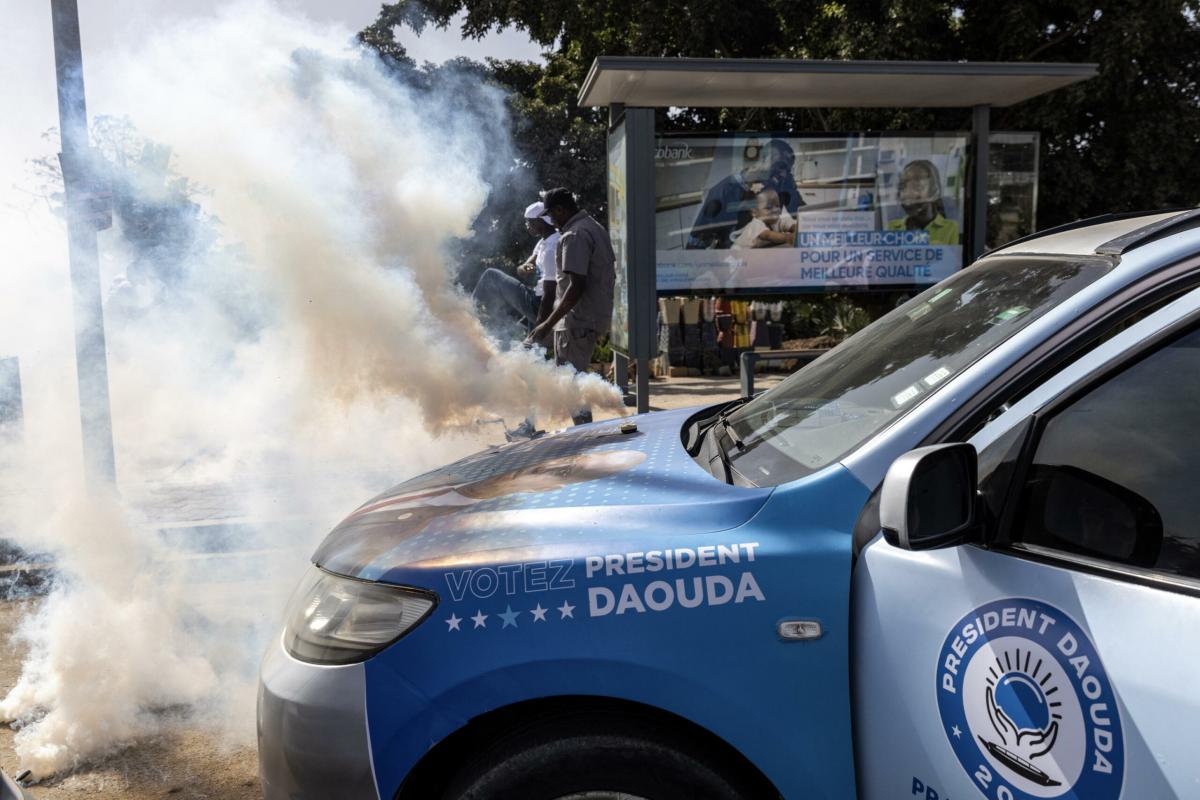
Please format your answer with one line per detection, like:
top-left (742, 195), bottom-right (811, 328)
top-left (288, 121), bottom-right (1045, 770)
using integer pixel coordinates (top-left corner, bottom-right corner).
top-left (0, 601), bottom-right (262, 800)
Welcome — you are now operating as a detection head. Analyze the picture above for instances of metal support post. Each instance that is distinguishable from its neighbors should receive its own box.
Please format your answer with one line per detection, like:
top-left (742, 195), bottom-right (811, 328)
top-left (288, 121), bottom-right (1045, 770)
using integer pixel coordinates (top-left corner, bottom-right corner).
top-left (971, 104), bottom-right (991, 263)
top-left (608, 102), bottom-right (624, 129)
top-left (623, 108), bottom-right (656, 415)
top-left (0, 358), bottom-right (22, 436)
top-left (635, 358), bottom-right (649, 413)
top-left (612, 350), bottom-right (635, 406)
top-left (51, 0), bottom-right (117, 487)
top-left (739, 350), bottom-right (825, 397)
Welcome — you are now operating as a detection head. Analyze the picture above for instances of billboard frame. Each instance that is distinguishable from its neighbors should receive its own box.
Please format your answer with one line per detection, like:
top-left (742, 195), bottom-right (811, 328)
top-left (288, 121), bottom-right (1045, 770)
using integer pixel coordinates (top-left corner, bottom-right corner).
top-left (607, 106), bottom-right (656, 412)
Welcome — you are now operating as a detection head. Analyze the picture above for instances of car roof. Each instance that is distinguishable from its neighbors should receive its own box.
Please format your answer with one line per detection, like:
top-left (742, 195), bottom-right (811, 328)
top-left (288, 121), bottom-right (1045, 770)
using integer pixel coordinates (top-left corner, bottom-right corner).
top-left (988, 211), bottom-right (1185, 257)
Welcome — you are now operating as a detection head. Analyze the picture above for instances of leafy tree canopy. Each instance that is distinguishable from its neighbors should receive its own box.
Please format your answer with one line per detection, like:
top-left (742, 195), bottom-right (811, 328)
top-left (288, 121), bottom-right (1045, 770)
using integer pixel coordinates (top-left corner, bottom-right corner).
top-left (361, 1), bottom-right (1200, 274)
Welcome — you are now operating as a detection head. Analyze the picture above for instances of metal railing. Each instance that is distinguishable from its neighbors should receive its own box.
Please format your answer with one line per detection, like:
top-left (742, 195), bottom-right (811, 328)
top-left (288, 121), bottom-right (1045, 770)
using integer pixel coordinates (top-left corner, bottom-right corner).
top-left (739, 349), bottom-right (826, 397)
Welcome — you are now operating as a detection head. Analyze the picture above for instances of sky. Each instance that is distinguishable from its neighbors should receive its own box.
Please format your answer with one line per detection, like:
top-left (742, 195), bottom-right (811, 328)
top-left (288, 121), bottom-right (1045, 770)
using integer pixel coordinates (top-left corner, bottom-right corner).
top-left (35, 1), bottom-right (543, 64)
top-left (0, 0), bottom-right (543, 199)
top-left (160, 1), bottom-right (543, 62)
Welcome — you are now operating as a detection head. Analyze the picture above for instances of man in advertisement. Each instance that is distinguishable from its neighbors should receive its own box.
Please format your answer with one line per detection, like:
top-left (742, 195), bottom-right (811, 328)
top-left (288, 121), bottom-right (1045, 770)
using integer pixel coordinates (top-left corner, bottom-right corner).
top-left (526, 188), bottom-right (616, 426)
top-left (686, 139), bottom-right (803, 249)
top-left (885, 159), bottom-right (960, 245)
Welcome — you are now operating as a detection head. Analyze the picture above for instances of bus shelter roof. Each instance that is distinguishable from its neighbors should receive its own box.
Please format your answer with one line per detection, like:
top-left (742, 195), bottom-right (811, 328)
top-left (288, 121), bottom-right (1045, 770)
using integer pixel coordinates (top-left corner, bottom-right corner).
top-left (578, 57), bottom-right (1097, 109)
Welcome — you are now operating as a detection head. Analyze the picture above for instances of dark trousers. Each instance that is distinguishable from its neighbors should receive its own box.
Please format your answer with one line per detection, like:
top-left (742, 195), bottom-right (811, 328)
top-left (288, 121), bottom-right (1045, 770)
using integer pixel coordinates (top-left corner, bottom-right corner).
top-left (554, 326), bottom-right (598, 425)
top-left (473, 268), bottom-right (539, 343)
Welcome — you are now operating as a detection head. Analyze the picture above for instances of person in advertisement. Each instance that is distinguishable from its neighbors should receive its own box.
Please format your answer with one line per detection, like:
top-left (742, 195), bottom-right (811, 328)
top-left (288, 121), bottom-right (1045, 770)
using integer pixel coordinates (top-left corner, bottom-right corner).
top-left (686, 138), bottom-right (803, 249)
top-left (525, 188), bottom-right (615, 426)
top-left (730, 186), bottom-right (797, 249)
top-left (885, 159), bottom-right (960, 245)
top-left (472, 201), bottom-right (560, 345)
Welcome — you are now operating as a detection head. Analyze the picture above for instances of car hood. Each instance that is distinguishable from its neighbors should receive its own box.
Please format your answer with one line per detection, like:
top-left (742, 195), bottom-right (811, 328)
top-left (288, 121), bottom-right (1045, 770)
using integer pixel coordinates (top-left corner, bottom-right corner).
top-left (312, 408), bottom-right (773, 583)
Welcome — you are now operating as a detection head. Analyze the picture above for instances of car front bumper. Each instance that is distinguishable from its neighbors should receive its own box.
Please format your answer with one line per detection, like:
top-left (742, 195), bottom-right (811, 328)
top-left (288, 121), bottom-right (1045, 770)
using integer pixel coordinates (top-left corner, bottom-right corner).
top-left (257, 636), bottom-right (380, 800)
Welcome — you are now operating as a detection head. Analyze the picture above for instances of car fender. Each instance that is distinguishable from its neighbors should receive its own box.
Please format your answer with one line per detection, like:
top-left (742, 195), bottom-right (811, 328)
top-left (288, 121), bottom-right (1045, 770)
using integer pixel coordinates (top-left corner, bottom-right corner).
top-left (365, 655), bottom-right (813, 797)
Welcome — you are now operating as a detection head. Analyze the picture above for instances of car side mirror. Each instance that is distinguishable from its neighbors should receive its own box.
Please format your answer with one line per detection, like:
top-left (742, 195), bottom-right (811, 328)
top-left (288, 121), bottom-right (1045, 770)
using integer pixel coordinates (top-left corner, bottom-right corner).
top-left (880, 443), bottom-right (980, 551)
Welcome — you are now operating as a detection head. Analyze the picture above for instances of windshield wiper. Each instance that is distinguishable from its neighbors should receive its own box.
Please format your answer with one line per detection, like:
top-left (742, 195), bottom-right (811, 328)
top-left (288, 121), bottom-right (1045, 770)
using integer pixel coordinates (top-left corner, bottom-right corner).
top-left (708, 413), bottom-right (762, 486)
top-left (715, 414), bottom-right (745, 452)
top-left (697, 411), bottom-right (735, 484)
top-left (685, 396), bottom-right (752, 455)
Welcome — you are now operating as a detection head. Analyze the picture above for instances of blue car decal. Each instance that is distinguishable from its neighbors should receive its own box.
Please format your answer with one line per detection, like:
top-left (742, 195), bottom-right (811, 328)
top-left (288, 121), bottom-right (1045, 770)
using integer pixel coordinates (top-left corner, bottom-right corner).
top-left (314, 409), bottom-right (775, 582)
top-left (359, 458), bottom-right (872, 799)
top-left (937, 598), bottom-right (1125, 800)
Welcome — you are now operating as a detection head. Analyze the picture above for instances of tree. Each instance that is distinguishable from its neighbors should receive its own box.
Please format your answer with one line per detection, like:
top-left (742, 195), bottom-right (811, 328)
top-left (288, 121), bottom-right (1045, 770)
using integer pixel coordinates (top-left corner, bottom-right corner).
top-left (360, 0), bottom-right (1200, 272)
top-left (30, 116), bottom-right (209, 288)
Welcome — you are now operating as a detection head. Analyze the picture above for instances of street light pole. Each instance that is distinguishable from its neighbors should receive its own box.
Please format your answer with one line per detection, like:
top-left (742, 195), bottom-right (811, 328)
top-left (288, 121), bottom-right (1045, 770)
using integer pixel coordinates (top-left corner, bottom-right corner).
top-left (50, 0), bottom-right (117, 487)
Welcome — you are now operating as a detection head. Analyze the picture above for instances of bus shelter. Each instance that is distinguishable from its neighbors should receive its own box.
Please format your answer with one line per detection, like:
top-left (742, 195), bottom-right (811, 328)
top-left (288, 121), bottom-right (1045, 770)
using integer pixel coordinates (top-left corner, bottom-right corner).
top-left (579, 57), bottom-right (1096, 412)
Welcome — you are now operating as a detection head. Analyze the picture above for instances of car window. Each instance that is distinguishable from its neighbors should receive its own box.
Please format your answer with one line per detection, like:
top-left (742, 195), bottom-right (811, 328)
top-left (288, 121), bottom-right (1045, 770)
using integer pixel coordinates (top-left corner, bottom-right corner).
top-left (1014, 327), bottom-right (1200, 582)
top-left (975, 417), bottom-right (1030, 524)
top-left (722, 255), bottom-right (1114, 485)
top-left (960, 280), bottom-right (1200, 441)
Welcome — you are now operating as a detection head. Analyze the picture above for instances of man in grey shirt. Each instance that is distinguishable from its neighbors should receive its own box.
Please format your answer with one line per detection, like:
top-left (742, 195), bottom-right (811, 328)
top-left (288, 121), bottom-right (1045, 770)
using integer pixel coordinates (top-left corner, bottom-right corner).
top-left (525, 187), bottom-right (616, 425)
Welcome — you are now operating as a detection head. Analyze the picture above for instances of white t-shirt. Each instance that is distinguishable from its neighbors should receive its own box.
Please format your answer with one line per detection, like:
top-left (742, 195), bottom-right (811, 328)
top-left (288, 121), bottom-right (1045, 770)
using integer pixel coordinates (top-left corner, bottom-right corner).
top-left (532, 231), bottom-right (560, 296)
top-left (731, 208), bottom-right (796, 249)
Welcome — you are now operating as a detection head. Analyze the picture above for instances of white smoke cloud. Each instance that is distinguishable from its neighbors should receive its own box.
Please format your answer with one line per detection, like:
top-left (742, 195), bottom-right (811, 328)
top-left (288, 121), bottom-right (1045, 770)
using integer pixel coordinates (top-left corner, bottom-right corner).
top-left (0, 0), bottom-right (620, 778)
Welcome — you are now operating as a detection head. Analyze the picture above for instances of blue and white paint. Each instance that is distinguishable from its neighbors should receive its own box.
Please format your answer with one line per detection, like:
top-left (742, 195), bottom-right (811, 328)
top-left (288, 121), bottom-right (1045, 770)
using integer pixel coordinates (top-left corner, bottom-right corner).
top-left (937, 599), bottom-right (1124, 800)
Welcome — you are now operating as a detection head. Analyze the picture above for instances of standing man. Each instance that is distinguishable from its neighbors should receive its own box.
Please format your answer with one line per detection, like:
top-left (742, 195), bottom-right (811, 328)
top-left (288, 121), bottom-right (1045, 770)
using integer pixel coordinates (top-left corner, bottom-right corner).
top-left (473, 201), bottom-right (559, 344)
top-left (526, 187), bottom-right (615, 425)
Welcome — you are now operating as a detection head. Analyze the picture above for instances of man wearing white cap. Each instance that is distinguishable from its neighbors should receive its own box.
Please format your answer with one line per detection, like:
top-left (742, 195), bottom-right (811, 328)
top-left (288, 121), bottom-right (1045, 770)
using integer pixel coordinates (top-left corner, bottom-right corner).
top-left (472, 201), bottom-right (559, 345)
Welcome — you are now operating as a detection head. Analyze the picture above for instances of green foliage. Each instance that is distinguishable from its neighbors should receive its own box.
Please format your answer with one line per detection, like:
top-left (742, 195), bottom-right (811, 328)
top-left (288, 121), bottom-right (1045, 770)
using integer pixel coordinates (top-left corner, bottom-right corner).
top-left (360, 0), bottom-right (1200, 273)
top-left (31, 116), bottom-right (210, 281)
top-left (591, 335), bottom-right (614, 366)
top-left (787, 296), bottom-right (871, 339)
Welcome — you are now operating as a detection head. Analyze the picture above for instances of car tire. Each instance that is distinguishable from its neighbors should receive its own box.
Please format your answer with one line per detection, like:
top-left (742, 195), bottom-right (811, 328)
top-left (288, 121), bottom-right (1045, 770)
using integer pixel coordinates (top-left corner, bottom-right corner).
top-left (440, 711), bottom-right (763, 800)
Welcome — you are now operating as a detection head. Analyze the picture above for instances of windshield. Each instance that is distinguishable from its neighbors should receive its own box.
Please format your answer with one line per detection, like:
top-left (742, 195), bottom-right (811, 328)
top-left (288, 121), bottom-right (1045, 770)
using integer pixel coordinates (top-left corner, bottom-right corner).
top-left (721, 255), bottom-right (1114, 485)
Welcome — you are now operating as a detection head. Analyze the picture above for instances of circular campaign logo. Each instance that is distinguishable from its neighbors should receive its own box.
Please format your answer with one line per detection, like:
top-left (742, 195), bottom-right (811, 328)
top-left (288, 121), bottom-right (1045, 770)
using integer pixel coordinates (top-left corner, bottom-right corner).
top-left (936, 598), bottom-right (1124, 799)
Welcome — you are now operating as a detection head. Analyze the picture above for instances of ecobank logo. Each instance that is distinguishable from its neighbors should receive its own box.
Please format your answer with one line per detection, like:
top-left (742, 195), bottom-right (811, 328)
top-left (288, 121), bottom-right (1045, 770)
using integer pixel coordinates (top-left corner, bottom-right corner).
top-left (655, 142), bottom-right (694, 161)
top-left (936, 598), bottom-right (1124, 800)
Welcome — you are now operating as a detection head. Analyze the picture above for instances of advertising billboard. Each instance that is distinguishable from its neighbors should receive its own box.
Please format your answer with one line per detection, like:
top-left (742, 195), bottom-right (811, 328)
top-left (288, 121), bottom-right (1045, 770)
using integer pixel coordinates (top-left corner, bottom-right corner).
top-left (607, 121), bottom-right (630, 352)
top-left (655, 133), bottom-right (969, 292)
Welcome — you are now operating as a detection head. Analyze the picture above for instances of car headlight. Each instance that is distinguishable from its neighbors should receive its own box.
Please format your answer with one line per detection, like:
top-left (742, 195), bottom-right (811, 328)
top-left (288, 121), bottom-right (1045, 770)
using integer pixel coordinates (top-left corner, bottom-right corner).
top-left (281, 566), bottom-right (436, 665)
